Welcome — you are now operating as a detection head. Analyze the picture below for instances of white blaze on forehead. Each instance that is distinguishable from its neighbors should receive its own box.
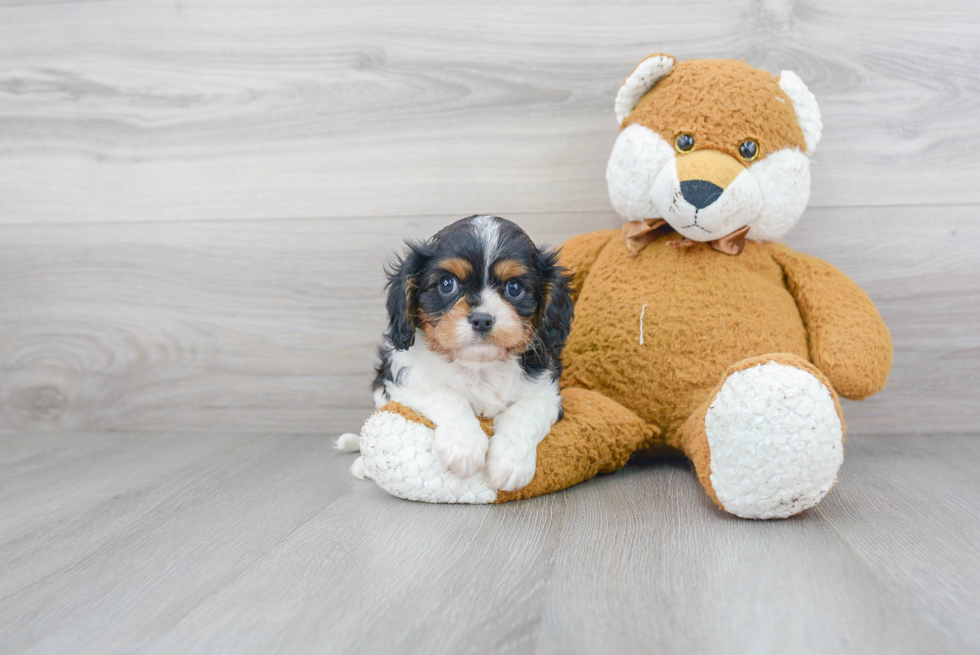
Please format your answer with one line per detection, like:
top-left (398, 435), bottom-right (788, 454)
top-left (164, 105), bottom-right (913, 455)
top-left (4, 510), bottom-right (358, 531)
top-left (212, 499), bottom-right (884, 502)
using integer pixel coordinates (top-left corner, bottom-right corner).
top-left (471, 214), bottom-right (501, 279)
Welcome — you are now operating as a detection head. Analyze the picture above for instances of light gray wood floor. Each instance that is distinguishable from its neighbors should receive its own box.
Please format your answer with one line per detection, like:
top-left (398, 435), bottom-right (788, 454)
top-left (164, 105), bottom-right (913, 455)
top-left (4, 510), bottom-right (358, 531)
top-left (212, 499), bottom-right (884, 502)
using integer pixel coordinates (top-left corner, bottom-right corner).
top-left (1, 432), bottom-right (978, 654)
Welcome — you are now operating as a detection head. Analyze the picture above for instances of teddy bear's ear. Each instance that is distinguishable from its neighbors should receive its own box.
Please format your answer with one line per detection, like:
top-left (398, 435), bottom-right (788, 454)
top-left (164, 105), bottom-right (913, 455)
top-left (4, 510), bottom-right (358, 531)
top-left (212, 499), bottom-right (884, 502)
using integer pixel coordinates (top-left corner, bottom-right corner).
top-left (778, 70), bottom-right (823, 156)
top-left (614, 54), bottom-right (676, 126)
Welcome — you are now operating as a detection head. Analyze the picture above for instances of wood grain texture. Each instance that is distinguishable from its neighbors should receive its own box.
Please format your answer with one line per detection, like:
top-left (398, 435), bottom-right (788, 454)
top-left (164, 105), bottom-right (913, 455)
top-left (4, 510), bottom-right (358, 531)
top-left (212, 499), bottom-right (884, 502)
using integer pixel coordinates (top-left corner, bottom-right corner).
top-left (0, 431), bottom-right (977, 654)
top-left (0, 0), bottom-right (978, 225)
top-left (0, 0), bottom-right (978, 435)
top-left (1, 204), bottom-right (977, 436)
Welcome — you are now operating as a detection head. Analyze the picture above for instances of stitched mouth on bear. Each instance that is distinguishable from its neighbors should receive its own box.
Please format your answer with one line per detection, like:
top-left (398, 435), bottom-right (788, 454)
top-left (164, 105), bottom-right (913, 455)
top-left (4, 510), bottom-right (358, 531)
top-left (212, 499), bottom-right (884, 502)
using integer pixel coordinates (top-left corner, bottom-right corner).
top-left (654, 159), bottom-right (763, 241)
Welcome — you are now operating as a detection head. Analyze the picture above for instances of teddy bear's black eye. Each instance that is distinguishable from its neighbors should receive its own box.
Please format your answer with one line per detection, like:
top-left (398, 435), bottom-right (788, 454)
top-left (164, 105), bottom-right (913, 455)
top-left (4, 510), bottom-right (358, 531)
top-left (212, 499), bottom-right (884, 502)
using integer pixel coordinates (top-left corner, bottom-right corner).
top-left (675, 134), bottom-right (695, 153)
top-left (739, 140), bottom-right (759, 161)
top-left (438, 275), bottom-right (458, 295)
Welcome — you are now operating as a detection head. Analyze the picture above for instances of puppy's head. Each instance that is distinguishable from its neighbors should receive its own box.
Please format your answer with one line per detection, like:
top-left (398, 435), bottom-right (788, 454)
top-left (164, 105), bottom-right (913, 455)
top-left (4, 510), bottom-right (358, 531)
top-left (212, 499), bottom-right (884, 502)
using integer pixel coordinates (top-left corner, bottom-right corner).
top-left (385, 215), bottom-right (573, 367)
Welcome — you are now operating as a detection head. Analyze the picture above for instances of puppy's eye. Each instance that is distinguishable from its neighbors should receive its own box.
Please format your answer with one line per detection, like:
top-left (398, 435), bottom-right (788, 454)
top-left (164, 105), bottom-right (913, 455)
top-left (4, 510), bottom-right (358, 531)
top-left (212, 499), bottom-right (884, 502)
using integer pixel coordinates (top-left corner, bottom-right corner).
top-left (505, 279), bottom-right (524, 298)
top-left (438, 275), bottom-right (458, 295)
top-left (675, 133), bottom-right (694, 153)
top-left (739, 139), bottom-right (759, 161)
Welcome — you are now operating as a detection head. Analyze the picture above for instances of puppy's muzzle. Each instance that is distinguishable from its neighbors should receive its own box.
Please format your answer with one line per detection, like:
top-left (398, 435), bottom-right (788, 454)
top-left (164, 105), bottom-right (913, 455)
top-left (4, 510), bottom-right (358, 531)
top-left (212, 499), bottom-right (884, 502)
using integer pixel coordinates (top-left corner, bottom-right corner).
top-left (468, 312), bottom-right (495, 335)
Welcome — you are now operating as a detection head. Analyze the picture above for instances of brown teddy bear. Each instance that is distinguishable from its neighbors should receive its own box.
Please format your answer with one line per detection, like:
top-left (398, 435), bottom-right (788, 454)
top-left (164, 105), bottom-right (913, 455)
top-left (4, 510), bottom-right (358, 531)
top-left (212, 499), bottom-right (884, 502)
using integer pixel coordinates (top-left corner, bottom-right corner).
top-left (345, 55), bottom-right (893, 519)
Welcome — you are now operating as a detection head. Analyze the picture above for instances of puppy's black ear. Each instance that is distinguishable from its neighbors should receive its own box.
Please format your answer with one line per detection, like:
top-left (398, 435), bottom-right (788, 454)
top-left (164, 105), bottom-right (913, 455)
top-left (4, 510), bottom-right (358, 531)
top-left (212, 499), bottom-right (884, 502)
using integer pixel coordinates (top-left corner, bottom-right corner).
top-left (384, 241), bottom-right (430, 351)
top-left (536, 247), bottom-right (575, 361)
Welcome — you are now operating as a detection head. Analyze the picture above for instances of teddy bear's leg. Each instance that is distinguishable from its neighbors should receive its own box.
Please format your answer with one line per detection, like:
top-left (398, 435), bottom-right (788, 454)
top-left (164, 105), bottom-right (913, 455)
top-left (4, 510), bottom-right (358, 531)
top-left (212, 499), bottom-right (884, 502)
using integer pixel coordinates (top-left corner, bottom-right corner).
top-left (676, 353), bottom-right (845, 519)
top-left (494, 388), bottom-right (656, 502)
top-left (357, 389), bottom-right (655, 504)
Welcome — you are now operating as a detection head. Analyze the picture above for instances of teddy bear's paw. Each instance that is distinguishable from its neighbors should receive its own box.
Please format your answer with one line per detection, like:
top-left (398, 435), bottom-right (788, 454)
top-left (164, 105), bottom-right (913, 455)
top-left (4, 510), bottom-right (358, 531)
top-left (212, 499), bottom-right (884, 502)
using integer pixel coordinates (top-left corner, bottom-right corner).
top-left (705, 362), bottom-right (843, 519)
top-left (485, 434), bottom-right (536, 491)
top-left (359, 411), bottom-right (497, 504)
top-left (433, 422), bottom-right (489, 480)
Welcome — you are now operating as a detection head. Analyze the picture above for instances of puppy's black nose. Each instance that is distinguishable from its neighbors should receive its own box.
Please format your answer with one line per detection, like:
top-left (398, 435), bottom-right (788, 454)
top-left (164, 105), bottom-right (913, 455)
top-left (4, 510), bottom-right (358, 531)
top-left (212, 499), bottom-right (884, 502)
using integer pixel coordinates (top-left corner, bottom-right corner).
top-left (468, 312), bottom-right (495, 334)
top-left (680, 180), bottom-right (724, 209)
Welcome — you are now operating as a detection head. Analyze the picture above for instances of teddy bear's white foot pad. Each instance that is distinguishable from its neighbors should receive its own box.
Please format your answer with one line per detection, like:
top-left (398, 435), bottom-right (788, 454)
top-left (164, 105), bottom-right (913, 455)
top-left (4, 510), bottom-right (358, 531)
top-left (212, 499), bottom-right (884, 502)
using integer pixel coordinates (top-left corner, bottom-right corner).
top-left (359, 411), bottom-right (497, 504)
top-left (705, 362), bottom-right (843, 519)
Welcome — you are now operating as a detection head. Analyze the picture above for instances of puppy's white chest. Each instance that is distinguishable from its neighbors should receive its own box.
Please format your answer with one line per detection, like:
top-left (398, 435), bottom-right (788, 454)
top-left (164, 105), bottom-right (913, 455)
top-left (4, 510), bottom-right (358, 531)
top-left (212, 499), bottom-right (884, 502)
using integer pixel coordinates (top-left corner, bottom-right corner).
top-left (387, 343), bottom-right (531, 418)
top-left (448, 361), bottom-right (525, 418)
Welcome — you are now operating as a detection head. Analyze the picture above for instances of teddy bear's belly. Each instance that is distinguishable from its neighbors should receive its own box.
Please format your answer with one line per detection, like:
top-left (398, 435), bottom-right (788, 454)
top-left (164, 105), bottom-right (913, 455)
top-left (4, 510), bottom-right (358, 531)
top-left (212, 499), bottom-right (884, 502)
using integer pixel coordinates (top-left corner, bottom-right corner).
top-left (560, 239), bottom-right (810, 442)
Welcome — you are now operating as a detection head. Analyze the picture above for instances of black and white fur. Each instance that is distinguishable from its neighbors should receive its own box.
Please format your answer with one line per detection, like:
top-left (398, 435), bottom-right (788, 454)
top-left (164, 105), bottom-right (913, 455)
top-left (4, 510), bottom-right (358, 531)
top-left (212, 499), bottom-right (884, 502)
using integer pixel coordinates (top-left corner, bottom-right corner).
top-left (338, 215), bottom-right (574, 492)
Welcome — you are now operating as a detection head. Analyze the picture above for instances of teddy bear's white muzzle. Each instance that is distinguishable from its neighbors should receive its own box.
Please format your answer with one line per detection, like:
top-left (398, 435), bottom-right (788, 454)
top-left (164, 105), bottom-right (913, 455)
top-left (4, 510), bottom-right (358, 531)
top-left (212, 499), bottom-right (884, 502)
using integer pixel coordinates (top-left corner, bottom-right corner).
top-left (652, 158), bottom-right (763, 242)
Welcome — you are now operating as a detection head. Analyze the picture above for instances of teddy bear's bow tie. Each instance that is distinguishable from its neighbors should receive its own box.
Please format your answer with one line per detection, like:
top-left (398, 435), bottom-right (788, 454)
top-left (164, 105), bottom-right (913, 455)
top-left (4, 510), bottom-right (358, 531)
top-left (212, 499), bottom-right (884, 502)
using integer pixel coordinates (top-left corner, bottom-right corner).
top-left (622, 219), bottom-right (750, 257)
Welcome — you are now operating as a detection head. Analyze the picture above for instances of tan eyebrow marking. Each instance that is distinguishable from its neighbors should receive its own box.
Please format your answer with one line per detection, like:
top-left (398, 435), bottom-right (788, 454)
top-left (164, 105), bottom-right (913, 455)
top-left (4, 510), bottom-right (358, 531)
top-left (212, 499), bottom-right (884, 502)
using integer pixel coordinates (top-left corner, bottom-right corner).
top-left (493, 259), bottom-right (528, 280)
top-left (439, 257), bottom-right (472, 280)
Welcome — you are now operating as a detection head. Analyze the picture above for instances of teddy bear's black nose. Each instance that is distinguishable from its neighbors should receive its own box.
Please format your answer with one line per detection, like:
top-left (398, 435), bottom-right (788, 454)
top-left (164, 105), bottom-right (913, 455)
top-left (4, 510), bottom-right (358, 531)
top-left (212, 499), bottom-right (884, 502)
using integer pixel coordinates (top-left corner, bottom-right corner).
top-left (680, 180), bottom-right (724, 209)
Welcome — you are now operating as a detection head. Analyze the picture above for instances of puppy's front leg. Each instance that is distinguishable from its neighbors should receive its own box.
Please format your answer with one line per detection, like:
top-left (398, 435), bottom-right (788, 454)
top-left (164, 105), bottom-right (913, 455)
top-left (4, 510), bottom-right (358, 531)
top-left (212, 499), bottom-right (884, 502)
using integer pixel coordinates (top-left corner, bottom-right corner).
top-left (387, 387), bottom-right (488, 479)
top-left (486, 386), bottom-right (562, 491)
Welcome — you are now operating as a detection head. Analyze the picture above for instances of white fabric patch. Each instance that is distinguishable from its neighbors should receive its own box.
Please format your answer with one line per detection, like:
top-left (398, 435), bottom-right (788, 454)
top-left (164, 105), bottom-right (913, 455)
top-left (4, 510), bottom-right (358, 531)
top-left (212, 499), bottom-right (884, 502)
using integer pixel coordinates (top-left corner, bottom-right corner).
top-left (705, 362), bottom-right (843, 519)
top-left (606, 124), bottom-right (675, 221)
top-left (359, 411), bottom-right (497, 504)
top-left (472, 214), bottom-right (501, 279)
top-left (614, 55), bottom-right (675, 126)
top-left (778, 70), bottom-right (822, 156)
top-left (746, 148), bottom-right (811, 241)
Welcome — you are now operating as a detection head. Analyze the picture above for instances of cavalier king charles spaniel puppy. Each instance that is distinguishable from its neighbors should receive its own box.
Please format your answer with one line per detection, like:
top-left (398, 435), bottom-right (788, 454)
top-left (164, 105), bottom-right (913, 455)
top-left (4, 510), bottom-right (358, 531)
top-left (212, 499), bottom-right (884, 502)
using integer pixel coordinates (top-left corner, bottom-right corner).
top-left (339, 214), bottom-right (574, 491)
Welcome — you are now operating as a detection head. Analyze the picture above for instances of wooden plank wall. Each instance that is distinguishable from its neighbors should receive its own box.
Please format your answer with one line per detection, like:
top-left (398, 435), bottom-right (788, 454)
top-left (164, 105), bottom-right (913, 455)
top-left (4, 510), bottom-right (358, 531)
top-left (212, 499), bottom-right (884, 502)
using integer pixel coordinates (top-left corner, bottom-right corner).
top-left (0, 0), bottom-right (977, 436)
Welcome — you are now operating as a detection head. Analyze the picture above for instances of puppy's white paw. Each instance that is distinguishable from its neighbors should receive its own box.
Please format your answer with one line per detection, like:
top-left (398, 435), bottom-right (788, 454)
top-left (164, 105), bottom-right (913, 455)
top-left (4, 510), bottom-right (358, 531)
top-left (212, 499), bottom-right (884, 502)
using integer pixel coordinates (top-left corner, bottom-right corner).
top-left (349, 456), bottom-right (371, 480)
top-left (433, 422), bottom-right (488, 479)
top-left (335, 432), bottom-right (360, 452)
top-left (485, 434), bottom-right (536, 491)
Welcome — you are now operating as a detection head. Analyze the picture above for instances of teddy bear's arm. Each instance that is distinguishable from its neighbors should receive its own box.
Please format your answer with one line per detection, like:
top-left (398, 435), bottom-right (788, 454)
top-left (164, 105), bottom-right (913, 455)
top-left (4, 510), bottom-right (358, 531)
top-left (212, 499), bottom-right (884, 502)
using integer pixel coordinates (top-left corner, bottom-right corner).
top-left (770, 244), bottom-right (893, 400)
top-left (557, 229), bottom-right (618, 296)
